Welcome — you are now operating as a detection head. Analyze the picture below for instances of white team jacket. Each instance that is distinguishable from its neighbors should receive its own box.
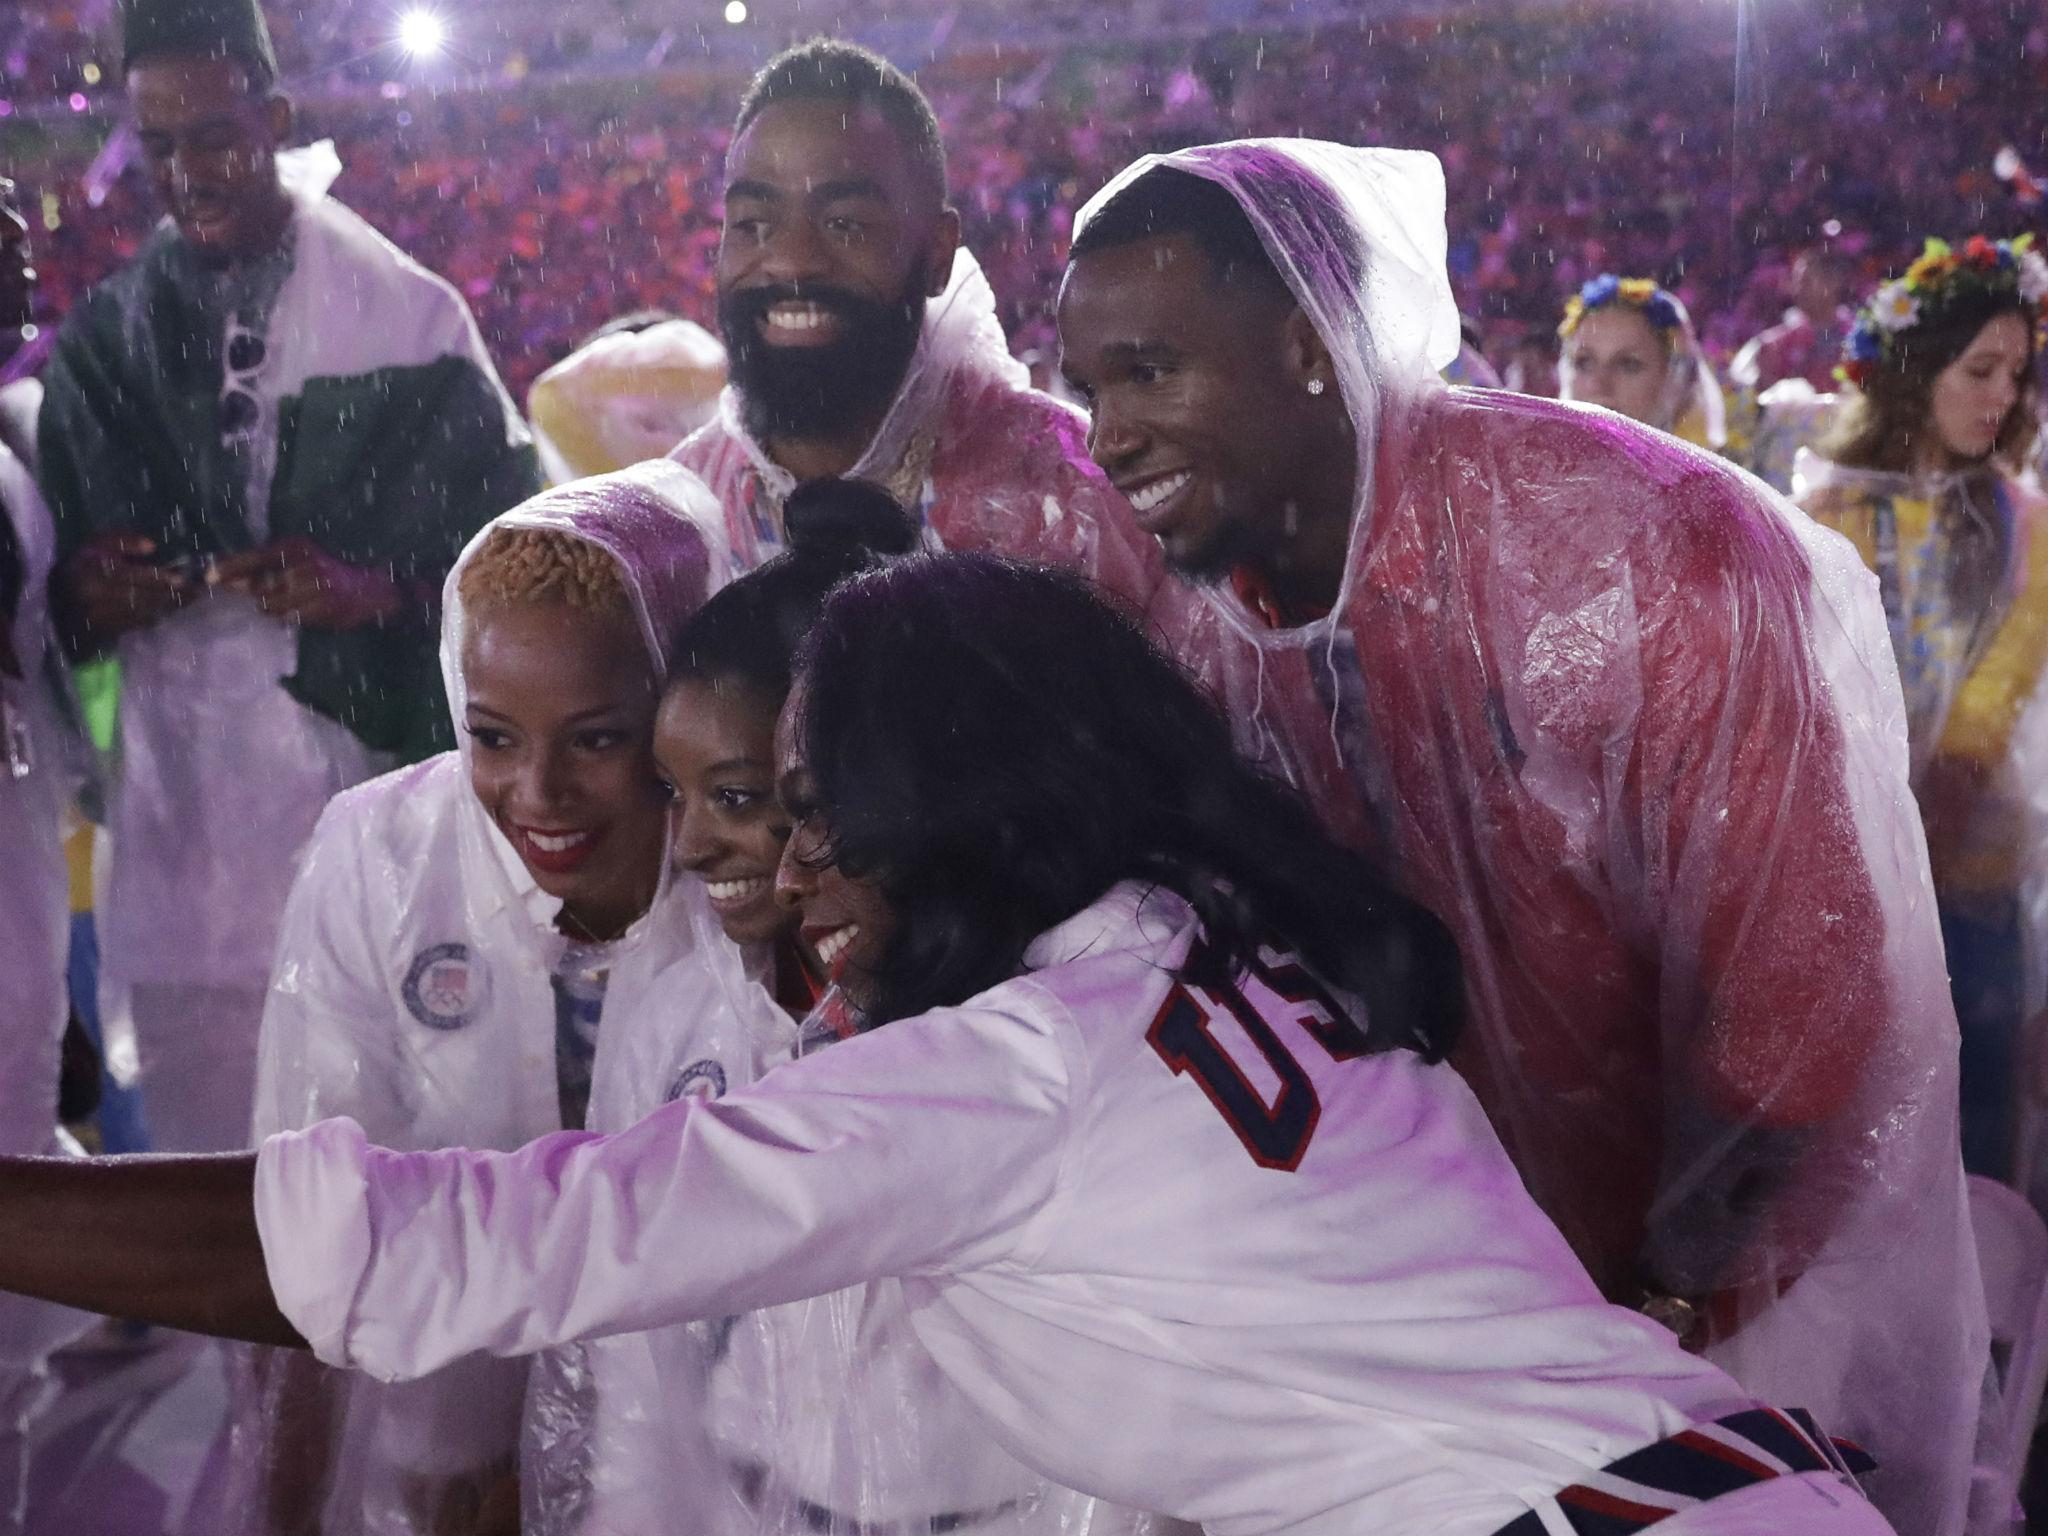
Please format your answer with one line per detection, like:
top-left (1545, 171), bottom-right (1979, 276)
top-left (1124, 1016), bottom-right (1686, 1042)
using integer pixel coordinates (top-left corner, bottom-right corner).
top-left (592, 929), bottom-right (1150, 1536)
top-left (260, 882), bottom-right (1760, 1536)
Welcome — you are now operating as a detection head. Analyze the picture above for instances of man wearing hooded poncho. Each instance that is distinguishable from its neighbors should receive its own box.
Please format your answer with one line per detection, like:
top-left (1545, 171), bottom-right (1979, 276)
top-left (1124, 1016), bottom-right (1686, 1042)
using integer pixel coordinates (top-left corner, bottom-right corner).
top-left (36, 0), bottom-right (541, 1154)
top-left (1055, 143), bottom-right (1981, 1536)
top-left (675, 39), bottom-right (1182, 621)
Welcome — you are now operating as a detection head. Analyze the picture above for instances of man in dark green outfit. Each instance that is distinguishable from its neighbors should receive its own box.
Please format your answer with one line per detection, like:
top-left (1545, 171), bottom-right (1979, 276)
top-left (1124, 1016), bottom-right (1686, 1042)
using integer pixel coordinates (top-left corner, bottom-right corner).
top-left (38, 0), bottom-right (539, 1152)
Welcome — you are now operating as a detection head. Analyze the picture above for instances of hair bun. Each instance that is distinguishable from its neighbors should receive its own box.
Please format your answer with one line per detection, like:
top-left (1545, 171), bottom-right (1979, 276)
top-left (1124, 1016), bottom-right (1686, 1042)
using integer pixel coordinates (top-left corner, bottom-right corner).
top-left (783, 478), bottom-right (921, 567)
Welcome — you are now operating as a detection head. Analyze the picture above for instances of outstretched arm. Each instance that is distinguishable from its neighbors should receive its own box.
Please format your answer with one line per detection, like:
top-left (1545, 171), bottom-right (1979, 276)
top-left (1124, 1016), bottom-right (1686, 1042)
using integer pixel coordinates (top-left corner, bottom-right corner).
top-left (0, 1153), bottom-right (304, 1348)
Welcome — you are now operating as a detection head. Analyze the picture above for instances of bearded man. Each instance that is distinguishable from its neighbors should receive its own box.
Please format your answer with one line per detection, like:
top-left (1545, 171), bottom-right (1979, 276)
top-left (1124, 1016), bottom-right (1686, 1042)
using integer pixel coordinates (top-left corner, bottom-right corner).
top-left (676, 39), bottom-right (1170, 613)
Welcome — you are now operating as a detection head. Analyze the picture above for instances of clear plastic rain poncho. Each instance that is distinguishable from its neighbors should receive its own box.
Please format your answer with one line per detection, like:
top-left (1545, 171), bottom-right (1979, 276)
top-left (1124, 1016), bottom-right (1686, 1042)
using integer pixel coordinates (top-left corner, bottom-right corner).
top-left (528, 318), bottom-right (729, 486)
top-left (61, 142), bottom-right (538, 1153)
top-left (1794, 450), bottom-right (2048, 1184)
top-left (1077, 141), bottom-right (1982, 1536)
top-left (225, 461), bottom-right (729, 1536)
top-left (674, 247), bottom-right (1179, 618)
top-left (0, 443), bottom-right (92, 1535)
top-left (1556, 280), bottom-right (1730, 452)
top-left (1725, 378), bottom-right (1842, 496)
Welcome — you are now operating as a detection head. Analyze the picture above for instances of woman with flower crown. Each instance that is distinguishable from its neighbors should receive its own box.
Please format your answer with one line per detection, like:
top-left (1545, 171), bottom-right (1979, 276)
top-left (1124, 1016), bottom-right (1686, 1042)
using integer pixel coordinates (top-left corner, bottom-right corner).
top-left (1557, 275), bottom-right (1729, 450)
top-left (1795, 233), bottom-right (2048, 1180)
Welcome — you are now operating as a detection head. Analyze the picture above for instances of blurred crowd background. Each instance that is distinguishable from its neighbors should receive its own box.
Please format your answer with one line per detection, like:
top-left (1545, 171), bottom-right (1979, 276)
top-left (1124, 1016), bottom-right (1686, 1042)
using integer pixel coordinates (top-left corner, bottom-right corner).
top-left (2, 0), bottom-right (2044, 398)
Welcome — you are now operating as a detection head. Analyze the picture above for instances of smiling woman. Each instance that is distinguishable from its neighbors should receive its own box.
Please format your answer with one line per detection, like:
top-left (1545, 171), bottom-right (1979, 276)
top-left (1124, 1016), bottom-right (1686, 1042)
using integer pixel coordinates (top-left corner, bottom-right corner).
top-left (221, 461), bottom-right (730, 1536)
top-left (1795, 235), bottom-right (2048, 1183)
top-left (458, 527), bottom-right (664, 943)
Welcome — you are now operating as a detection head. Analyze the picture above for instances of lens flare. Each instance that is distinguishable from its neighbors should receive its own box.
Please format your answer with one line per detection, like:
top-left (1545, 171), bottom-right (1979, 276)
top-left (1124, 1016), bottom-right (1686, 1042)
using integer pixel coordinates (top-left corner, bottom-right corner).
top-left (397, 9), bottom-right (449, 58)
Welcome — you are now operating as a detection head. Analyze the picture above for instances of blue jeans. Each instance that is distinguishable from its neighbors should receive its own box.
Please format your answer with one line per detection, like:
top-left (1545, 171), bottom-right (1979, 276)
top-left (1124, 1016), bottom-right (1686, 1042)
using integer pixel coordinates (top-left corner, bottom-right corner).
top-left (66, 913), bottom-right (150, 1154)
top-left (1940, 898), bottom-right (2021, 1179)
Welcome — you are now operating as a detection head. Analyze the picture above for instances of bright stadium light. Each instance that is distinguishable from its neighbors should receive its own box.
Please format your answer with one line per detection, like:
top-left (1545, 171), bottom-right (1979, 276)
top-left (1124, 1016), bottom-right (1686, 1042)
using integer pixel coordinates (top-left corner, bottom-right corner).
top-left (724, 1), bottom-right (748, 23)
top-left (397, 9), bottom-right (449, 58)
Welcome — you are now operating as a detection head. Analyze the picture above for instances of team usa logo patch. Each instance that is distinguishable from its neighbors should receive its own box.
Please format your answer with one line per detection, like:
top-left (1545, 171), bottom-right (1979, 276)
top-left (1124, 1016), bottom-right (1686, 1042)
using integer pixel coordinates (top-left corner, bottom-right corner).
top-left (666, 1059), bottom-right (728, 1103)
top-left (403, 943), bottom-right (482, 1031)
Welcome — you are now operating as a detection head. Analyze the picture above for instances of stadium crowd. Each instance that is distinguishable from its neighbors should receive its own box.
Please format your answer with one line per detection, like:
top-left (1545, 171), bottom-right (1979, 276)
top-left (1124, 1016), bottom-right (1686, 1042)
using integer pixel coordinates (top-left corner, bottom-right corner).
top-left (2, 0), bottom-right (2045, 395)
top-left (0, 2), bottom-right (2044, 1534)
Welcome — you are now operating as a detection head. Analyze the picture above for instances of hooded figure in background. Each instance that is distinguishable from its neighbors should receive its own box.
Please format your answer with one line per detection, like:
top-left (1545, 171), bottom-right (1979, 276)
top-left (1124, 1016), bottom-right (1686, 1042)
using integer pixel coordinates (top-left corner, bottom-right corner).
top-left (528, 315), bottom-right (729, 486)
top-left (1058, 140), bottom-right (1980, 1536)
top-left (1556, 274), bottom-right (1728, 453)
top-left (36, 0), bottom-right (540, 1154)
top-left (224, 462), bottom-right (726, 1536)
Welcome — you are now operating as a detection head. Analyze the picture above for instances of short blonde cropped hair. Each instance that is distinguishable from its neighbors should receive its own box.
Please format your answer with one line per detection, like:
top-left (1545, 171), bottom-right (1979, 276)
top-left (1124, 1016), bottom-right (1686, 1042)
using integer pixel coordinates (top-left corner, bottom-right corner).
top-left (457, 526), bottom-right (631, 614)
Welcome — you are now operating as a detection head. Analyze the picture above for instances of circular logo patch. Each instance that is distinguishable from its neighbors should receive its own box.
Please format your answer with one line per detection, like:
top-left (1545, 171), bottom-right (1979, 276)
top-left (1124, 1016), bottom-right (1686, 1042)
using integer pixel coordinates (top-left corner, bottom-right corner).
top-left (666, 1058), bottom-right (728, 1103)
top-left (403, 943), bottom-right (482, 1031)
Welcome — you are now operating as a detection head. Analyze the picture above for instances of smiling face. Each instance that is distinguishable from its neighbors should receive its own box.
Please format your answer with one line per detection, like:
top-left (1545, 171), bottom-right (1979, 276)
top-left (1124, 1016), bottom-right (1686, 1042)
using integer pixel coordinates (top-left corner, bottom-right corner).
top-left (1563, 306), bottom-right (1670, 425)
top-left (716, 98), bottom-right (959, 444)
top-left (770, 686), bottom-right (897, 1006)
top-left (462, 601), bottom-right (666, 941)
top-left (1058, 232), bottom-right (1347, 590)
top-left (655, 676), bottom-right (795, 948)
top-left (128, 53), bottom-right (292, 263)
top-left (1928, 311), bottom-right (2032, 466)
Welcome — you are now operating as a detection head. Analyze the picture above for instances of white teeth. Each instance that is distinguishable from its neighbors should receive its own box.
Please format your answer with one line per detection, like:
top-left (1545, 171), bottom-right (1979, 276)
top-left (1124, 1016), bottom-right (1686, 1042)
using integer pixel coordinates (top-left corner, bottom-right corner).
top-left (526, 830), bottom-right (592, 853)
top-left (765, 303), bottom-right (831, 332)
top-left (1126, 471), bottom-right (1191, 514)
top-left (813, 925), bottom-right (859, 968)
top-left (706, 877), bottom-right (769, 902)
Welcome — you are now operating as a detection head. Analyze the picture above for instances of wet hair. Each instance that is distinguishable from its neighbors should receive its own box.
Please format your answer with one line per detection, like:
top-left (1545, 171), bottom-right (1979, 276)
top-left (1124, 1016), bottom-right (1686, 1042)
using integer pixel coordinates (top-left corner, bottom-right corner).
top-left (790, 552), bottom-right (1465, 1054)
top-left (1070, 165), bottom-right (1294, 307)
top-left (457, 526), bottom-right (631, 615)
top-left (734, 38), bottom-right (948, 208)
top-left (669, 478), bottom-right (919, 707)
top-left (1822, 293), bottom-right (2041, 474)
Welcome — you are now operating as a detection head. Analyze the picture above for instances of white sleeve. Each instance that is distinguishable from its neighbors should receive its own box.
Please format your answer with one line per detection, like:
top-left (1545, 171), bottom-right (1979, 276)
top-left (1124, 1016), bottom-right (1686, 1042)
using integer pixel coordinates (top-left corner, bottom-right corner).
top-left (256, 992), bottom-right (1078, 1381)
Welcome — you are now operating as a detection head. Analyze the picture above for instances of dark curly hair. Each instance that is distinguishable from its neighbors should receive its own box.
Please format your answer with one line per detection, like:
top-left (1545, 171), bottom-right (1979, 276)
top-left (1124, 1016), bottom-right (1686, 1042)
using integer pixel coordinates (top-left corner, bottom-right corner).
top-left (669, 477), bottom-right (919, 705)
top-left (789, 551), bottom-right (1464, 1057)
top-left (734, 38), bottom-right (947, 208)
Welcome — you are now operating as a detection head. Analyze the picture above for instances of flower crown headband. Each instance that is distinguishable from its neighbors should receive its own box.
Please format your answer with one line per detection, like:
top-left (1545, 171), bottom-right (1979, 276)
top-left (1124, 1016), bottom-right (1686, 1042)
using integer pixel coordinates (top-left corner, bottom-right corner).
top-left (1559, 274), bottom-right (1683, 339)
top-left (1838, 234), bottom-right (2046, 388)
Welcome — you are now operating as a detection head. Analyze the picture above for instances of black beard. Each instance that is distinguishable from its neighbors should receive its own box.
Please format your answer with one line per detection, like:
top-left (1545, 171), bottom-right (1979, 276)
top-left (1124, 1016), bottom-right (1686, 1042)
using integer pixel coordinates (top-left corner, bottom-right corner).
top-left (719, 279), bottom-right (926, 441)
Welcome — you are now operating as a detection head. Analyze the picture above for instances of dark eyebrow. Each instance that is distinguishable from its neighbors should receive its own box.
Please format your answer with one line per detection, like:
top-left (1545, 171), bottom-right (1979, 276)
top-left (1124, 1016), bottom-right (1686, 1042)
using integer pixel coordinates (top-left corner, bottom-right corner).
top-left (464, 703), bottom-right (638, 726)
top-left (776, 768), bottom-right (818, 812)
top-left (809, 179), bottom-right (891, 205)
top-left (724, 179), bottom-right (780, 203)
top-left (1099, 339), bottom-right (1180, 362)
top-left (706, 757), bottom-right (771, 777)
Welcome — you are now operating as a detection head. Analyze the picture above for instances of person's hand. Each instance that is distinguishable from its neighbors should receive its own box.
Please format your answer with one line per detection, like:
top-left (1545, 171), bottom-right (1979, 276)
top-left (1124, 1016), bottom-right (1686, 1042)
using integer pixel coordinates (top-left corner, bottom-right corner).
top-left (55, 534), bottom-right (200, 654)
top-left (213, 538), bottom-right (406, 632)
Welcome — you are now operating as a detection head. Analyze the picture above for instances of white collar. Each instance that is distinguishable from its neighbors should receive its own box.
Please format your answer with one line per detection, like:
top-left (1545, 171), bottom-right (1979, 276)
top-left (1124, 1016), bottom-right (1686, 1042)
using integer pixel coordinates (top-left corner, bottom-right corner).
top-left (1023, 881), bottom-right (1192, 972)
top-left (481, 812), bottom-right (566, 930)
